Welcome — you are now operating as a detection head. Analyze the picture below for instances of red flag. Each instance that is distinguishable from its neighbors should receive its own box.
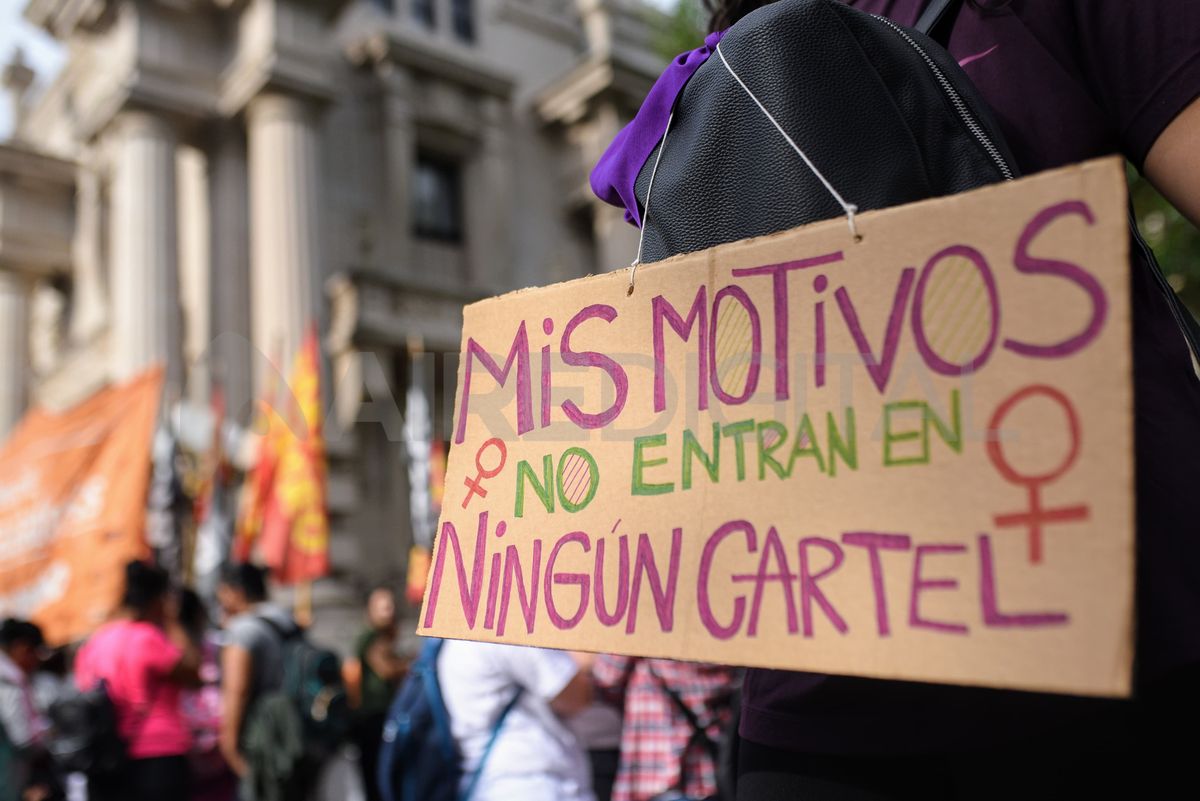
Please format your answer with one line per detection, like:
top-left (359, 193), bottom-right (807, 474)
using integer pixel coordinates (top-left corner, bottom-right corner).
top-left (233, 368), bottom-right (283, 562)
top-left (257, 328), bottom-right (329, 584)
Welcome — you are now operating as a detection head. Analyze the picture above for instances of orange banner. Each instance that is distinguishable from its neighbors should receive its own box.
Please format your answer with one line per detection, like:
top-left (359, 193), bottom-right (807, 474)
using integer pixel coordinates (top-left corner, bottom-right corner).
top-left (0, 369), bottom-right (163, 645)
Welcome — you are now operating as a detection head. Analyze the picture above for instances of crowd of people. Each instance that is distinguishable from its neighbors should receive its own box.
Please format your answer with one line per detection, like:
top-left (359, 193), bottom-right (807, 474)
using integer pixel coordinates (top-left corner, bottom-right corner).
top-left (0, 560), bottom-right (741, 801)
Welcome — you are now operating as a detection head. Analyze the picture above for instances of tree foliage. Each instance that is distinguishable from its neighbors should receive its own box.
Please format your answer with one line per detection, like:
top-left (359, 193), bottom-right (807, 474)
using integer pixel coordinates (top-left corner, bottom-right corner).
top-left (1129, 167), bottom-right (1200, 318)
top-left (654, 0), bottom-right (707, 60)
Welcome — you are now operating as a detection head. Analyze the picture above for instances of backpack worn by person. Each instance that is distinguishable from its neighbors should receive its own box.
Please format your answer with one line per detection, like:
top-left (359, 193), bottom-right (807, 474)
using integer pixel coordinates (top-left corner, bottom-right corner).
top-left (377, 638), bottom-right (522, 801)
top-left (242, 618), bottom-right (351, 801)
top-left (633, 0), bottom-right (1016, 264)
top-left (633, 0), bottom-right (1200, 359)
top-left (625, 0), bottom-right (1200, 758)
top-left (45, 680), bottom-right (128, 783)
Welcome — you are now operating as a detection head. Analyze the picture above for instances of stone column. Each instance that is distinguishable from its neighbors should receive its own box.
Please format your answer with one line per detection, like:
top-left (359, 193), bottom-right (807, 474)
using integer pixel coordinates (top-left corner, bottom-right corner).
top-left (0, 271), bottom-right (29, 439)
top-left (379, 69), bottom-right (415, 271)
top-left (108, 111), bottom-right (184, 389)
top-left (208, 123), bottom-right (254, 419)
top-left (466, 97), bottom-right (512, 287)
top-left (178, 143), bottom-right (211, 404)
top-left (247, 93), bottom-right (322, 383)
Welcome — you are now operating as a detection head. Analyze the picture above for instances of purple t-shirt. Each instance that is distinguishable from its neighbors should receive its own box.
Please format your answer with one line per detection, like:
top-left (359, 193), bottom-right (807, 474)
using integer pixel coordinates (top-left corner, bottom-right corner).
top-left (592, 0), bottom-right (1200, 753)
top-left (737, 0), bottom-right (1200, 754)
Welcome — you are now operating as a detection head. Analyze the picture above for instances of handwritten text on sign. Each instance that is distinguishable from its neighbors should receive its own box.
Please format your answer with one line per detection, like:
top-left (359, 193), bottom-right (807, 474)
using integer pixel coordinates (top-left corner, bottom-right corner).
top-left (419, 159), bottom-right (1134, 697)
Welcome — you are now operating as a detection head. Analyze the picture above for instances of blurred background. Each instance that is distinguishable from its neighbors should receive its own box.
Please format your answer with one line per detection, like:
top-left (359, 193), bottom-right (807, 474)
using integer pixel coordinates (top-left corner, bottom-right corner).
top-left (0, 0), bottom-right (1196, 654)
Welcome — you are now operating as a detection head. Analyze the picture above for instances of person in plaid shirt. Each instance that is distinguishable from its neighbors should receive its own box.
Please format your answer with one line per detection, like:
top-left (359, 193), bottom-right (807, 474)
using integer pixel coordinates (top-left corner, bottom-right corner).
top-left (593, 656), bottom-right (739, 801)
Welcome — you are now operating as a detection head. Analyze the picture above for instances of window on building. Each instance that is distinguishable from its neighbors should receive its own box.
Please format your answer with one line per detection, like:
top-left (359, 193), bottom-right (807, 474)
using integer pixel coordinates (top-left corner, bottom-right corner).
top-left (413, 155), bottom-right (462, 242)
top-left (451, 0), bottom-right (474, 42)
top-left (413, 0), bottom-right (435, 29)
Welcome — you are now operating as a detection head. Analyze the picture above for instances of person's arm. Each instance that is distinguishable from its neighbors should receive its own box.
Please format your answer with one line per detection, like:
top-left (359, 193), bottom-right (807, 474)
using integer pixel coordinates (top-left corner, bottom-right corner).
top-left (219, 645), bottom-right (252, 777)
top-left (590, 654), bottom-right (634, 708)
top-left (22, 785), bottom-right (52, 801)
top-left (342, 657), bottom-right (363, 710)
top-left (549, 671), bottom-right (593, 718)
top-left (503, 645), bottom-right (593, 720)
top-left (164, 621), bottom-right (203, 688)
top-left (1144, 95), bottom-right (1200, 229)
top-left (548, 660), bottom-right (593, 718)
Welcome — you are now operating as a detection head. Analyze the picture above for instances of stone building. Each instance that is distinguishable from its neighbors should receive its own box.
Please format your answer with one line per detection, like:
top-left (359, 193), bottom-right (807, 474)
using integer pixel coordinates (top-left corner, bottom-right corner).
top-left (0, 0), bottom-right (664, 647)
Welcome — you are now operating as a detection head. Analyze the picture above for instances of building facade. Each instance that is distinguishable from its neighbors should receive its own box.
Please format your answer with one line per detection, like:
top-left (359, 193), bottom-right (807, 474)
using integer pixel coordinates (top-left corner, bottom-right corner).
top-left (0, 0), bottom-right (663, 647)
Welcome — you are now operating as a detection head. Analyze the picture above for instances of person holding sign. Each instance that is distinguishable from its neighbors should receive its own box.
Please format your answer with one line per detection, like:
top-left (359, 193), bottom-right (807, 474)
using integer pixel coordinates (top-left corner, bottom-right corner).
top-left (590, 0), bottom-right (1200, 798)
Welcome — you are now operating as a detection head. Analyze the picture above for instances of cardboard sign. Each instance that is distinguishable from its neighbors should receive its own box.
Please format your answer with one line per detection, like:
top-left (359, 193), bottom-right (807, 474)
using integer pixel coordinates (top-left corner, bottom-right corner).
top-left (0, 369), bottom-right (162, 644)
top-left (419, 158), bottom-right (1134, 697)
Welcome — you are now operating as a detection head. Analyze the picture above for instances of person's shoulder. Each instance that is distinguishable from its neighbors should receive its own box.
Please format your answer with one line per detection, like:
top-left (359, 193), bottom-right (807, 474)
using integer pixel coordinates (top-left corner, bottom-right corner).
top-left (439, 638), bottom-right (487, 663)
top-left (257, 603), bottom-right (295, 629)
top-left (522, 645), bottom-right (576, 668)
top-left (115, 622), bottom-right (177, 663)
top-left (224, 612), bottom-right (264, 645)
top-left (82, 620), bottom-right (132, 651)
top-left (228, 605), bottom-right (295, 646)
top-left (494, 643), bottom-right (577, 684)
top-left (438, 639), bottom-right (509, 680)
top-left (128, 620), bottom-right (169, 642)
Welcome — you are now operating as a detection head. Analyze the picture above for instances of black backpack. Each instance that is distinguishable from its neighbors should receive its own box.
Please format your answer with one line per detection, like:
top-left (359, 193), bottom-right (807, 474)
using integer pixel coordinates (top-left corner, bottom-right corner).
top-left (378, 638), bottom-right (523, 801)
top-left (633, 0), bottom-right (1200, 359)
top-left (258, 617), bottom-right (351, 761)
top-left (633, 0), bottom-right (1016, 264)
top-left (624, 0), bottom-right (1200, 764)
top-left (45, 680), bottom-right (128, 780)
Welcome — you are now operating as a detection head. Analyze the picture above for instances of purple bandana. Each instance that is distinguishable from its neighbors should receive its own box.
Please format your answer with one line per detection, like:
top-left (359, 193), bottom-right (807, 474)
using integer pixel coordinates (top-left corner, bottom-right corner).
top-left (589, 30), bottom-right (727, 228)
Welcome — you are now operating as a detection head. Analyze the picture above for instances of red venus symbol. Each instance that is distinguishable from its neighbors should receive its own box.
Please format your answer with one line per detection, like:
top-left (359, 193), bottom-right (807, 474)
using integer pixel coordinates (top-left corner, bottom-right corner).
top-left (462, 438), bottom-right (507, 509)
top-left (986, 385), bottom-right (1090, 565)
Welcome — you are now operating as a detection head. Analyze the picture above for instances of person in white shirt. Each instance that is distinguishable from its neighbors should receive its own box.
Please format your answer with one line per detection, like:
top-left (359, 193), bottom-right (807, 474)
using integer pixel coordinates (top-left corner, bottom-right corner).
top-left (438, 641), bottom-right (595, 801)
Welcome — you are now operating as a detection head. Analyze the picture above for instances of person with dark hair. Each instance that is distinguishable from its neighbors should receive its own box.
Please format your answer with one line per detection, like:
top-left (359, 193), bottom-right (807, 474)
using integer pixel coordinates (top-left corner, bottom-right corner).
top-left (74, 560), bottom-right (201, 801)
top-left (214, 562), bottom-right (295, 791)
top-left (217, 563), bottom-right (269, 610)
top-left (343, 585), bottom-right (406, 801)
top-left (176, 589), bottom-right (238, 801)
top-left (0, 619), bottom-right (47, 749)
top-left (592, 1), bottom-right (1200, 799)
top-left (0, 619), bottom-right (54, 801)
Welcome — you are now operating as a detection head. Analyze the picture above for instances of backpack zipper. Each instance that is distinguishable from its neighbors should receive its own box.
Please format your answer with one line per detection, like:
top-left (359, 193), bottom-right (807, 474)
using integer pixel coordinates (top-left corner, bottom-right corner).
top-left (873, 14), bottom-right (1015, 182)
